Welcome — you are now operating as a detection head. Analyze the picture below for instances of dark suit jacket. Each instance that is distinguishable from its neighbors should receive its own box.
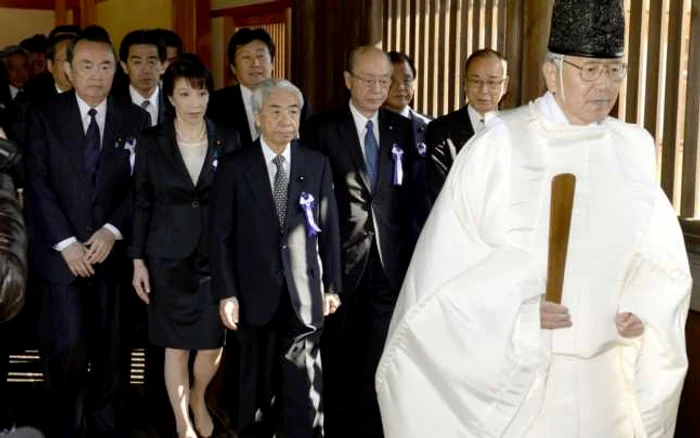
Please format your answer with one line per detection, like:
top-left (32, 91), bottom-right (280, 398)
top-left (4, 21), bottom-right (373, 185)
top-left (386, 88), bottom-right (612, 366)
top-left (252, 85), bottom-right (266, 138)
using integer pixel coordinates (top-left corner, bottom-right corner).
top-left (129, 119), bottom-right (241, 260)
top-left (24, 91), bottom-right (151, 284)
top-left (406, 109), bottom-right (433, 231)
top-left (112, 84), bottom-right (167, 126)
top-left (207, 84), bottom-right (312, 148)
top-left (424, 105), bottom-right (475, 203)
top-left (22, 73), bottom-right (58, 104)
top-left (303, 106), bottom-right (416, 293)
top-left (209, 140), bottom-right (341, 328)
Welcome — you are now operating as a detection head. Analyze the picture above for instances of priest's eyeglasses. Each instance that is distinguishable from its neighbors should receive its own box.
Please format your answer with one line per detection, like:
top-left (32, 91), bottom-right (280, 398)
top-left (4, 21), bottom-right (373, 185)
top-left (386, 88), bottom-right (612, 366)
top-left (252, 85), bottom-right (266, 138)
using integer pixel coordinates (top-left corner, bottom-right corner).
top-left (561, 59), bottom-right (628, 82)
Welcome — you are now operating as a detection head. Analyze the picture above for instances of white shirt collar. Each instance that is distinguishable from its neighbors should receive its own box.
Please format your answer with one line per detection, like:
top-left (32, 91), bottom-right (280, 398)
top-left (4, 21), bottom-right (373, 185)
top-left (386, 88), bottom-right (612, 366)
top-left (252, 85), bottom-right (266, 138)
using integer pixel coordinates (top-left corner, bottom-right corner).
top-left (129, 84), bottom-right (159, 107)
top-left (349, 99), bottom-right (379, 136)
top-left (467, 105), bottom-right (497, 133)
top-left (55, 83), bottom-right (67, 94)
top-left (75, 93), bottom-right (107, 135)
top-left (9, 85), bottom-right (21, 100)
top-left (260, 135), bottom-right (291, 165)
top-left (240, 84), bottom-right (258, 138)
top-left (399, 106), bottom-right (411, 119)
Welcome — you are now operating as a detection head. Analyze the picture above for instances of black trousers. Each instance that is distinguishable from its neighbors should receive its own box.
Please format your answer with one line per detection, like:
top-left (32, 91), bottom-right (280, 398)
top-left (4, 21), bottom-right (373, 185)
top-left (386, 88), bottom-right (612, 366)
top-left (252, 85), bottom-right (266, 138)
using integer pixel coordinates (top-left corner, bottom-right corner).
top-left (324, 244), bottom-right (396, 438)
top-left (234, 287), bottom-right (323, 438)
top-left (39, 273), bottom-right (123, 438)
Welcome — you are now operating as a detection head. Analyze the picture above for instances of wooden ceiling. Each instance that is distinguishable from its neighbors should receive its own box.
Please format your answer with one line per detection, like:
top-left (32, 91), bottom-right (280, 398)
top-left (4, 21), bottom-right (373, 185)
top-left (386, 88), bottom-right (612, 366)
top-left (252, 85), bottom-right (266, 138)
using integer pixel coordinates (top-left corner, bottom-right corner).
top-left (0, 0), bottom-right (103, 9)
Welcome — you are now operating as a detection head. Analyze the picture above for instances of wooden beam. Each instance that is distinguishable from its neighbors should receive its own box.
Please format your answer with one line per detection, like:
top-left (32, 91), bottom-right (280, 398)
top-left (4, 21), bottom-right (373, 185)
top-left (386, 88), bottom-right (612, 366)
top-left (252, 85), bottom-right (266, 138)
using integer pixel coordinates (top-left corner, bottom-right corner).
top-left (660, 0), bottom-right (685, 205)
top-left (196, 0), bottom-right (212, 69)
top-left (680, 0), bottom-right (700, 217)
top-left (173, 0), bottom-right (196, 52)
top-left (0, 0), bottom-right (54, 9)
top-left (55, 0), bottom-right (67, 26)
top-left (503, 0), bottom-right (524, 109)
top-left (520, 0), bottom-right (552, 103)
top-left (79, 0), bottom-right (96, 26)
top-left (210, 0), bottom-right (291, 19)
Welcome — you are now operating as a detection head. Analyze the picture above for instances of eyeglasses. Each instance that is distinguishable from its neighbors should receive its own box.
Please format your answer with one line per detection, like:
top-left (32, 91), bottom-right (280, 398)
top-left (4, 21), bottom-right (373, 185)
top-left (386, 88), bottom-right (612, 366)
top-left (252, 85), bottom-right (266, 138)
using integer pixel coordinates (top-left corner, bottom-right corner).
top-left (466, 79), bottom-right (505, 90)
top-left (350, 72), bottom-right (392, 89)
top-left (561, 59), bottom-right (628, 82)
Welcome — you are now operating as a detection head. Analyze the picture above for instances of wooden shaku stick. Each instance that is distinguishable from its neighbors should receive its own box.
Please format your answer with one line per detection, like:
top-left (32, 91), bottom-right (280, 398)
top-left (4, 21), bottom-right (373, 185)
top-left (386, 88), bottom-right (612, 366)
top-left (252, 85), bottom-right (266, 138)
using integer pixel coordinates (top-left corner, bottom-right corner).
top-left (545, 173), bottom-right (576, 304)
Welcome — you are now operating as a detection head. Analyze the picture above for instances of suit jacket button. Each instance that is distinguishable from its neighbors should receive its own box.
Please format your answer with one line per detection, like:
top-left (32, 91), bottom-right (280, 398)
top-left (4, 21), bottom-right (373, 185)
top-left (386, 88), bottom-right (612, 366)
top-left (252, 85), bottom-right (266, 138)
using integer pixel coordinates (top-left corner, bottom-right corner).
top-left (192, 200), bottom-right (200, 208)
top-left (276, 270), bottom-right (283, 276)
top-left (281, 242), bottom-right (288, 250)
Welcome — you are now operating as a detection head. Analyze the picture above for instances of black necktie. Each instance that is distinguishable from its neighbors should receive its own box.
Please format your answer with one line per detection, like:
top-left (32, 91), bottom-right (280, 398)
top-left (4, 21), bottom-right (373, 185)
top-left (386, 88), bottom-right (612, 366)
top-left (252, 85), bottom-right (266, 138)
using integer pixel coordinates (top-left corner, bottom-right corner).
top-left (272, 154), bottom-right (289, 229)
top-left (85, 108), bottom-right (101, 187)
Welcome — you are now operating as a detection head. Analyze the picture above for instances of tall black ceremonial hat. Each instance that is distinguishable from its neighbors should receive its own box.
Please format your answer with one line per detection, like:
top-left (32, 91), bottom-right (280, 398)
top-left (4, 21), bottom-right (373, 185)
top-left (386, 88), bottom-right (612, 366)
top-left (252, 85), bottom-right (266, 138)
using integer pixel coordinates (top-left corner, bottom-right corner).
top-left (548, 0), bottom-right (625, 59)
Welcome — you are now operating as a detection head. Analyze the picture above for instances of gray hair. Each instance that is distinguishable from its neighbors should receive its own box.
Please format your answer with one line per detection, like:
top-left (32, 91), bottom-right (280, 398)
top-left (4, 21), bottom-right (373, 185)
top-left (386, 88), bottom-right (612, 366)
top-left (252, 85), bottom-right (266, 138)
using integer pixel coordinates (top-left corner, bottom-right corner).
top-left (252, 79), bottom-right (305, 113)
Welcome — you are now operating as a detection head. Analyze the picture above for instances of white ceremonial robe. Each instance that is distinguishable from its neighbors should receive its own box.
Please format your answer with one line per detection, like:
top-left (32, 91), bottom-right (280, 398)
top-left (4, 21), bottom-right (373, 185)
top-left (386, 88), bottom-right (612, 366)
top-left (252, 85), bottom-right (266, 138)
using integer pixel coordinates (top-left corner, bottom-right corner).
top-left (375, 92), bottom-right (691, 438)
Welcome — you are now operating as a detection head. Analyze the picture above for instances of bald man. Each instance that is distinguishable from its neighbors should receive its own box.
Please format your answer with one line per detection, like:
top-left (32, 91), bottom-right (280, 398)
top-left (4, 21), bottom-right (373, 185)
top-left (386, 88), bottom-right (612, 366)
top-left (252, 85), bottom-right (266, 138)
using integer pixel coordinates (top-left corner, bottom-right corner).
top-left (304, 46), bottom-right (416, 438)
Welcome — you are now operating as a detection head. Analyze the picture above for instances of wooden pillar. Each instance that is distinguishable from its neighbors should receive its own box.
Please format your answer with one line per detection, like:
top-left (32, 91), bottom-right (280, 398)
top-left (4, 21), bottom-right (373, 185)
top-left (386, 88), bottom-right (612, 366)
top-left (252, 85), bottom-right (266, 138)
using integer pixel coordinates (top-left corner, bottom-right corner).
top-left (290, 0), bottom-right (384, 113)
top-left (519, 0), bottom-right (552, 104)
top-left (196, 0), bottom-right (212, 68)
top-left (173, 0), bottom-right (197, 52)
top-left (79, 0), bottom-right (97, 27)
top-left (55, 0), bottom-right (67, 26)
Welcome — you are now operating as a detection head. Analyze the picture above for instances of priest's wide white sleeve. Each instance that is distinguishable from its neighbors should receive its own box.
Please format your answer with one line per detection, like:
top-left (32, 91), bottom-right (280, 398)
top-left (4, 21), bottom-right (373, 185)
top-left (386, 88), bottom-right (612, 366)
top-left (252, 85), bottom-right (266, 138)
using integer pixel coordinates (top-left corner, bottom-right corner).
top-left (377, 134), bottom-right (546, 438)
top-left (618, 193), bottom-right (691, 438)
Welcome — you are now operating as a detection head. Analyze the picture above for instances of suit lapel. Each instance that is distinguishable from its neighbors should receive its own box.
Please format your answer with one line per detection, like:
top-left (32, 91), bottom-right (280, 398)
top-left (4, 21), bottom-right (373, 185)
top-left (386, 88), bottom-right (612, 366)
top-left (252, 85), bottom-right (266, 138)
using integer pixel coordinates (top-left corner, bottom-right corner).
top-left (157, 85), bottom-right (166, 124)
top-left (195, 119), bottom-right (222, 189)
top-left (57, 92), bottom-right (90, 185)
top-left (376, 109), bottom-right (400, 193)
top-left (234, 86), bottom-right (253, 146)
top-left (337, 108), bottom-right (371, 191)
top-left (157, 121), bottom-right (195, 189)
top-left (284, 142), bottom-right (305, 235)
top-left (244, 141), bottom-right (279, 229)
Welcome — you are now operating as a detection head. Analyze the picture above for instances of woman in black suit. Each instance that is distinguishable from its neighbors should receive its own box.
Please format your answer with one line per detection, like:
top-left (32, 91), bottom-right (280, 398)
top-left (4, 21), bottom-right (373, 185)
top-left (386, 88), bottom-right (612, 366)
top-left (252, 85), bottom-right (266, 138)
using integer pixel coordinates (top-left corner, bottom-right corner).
top-left (130, 54), bottom-right (240, 438)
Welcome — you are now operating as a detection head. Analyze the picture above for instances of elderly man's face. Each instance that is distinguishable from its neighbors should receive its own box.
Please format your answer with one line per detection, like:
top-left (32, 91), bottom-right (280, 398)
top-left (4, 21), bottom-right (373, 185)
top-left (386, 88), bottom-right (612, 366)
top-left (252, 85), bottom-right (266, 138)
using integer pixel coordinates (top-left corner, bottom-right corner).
top-left (344, 50), bottom-right (392, 117)
top-left (543, 55), bottom-right (624, 125)
top-left (465, 55), bottom-right (508, 115)
top-left (255, 88), bottom-right (301, 148)
top-left (5, 53), bottom-right (30, 89)
top-left (66, 40), bottom-right (116, 106)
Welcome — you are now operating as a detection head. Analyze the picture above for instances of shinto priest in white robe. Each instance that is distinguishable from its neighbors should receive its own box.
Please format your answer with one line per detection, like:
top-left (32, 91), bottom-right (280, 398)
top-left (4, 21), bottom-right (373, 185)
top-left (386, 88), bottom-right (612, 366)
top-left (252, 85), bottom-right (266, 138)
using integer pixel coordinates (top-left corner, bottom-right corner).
top-left (375, 92), bottom-right (691, 438)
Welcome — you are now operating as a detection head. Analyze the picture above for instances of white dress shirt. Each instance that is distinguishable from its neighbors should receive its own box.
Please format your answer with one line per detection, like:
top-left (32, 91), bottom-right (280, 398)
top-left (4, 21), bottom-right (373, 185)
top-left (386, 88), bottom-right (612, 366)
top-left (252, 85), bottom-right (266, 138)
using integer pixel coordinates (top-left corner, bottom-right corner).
top-left (54, 94), bottom-right (122, 252)
top-left (349, 99), bottom-right (380, 162)
top-left (240, 85), bottom-right (258, 141)
top-left (467, 104), bottom-right (498, 134)
top-left (260, 136), bottom-right (291, 192)
top-left (9, 85), bottom-right (21, 100)
top-left (129, 84), bottom-right (160, 127)
top-left (348, 100), bottom-right (385, 266)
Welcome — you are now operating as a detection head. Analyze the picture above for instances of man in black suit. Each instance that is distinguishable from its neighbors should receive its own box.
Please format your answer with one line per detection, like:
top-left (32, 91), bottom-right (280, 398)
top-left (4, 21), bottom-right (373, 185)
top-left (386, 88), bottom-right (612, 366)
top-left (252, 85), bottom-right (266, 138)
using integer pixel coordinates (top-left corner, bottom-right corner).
top-left (210, 79), bottom-right (341, 438)
top-left (0, 47), bottom-right (30, 122)
top-left (425, 48), bottom-right (509, 202)
top-left (385, 51), bottom-right (433, 231)
top-left (114, 30), bottom-right (168, 127)
top-left (207, 28), bottom-right (310, 148)
top-left (303, 46), bottom-right (416, 438)
top-left (155, 29), bottom-right (183, 65)
top-left (23, 27), bottom-right (80, 104)
top-left (24, 26), bottom-right (150, 438)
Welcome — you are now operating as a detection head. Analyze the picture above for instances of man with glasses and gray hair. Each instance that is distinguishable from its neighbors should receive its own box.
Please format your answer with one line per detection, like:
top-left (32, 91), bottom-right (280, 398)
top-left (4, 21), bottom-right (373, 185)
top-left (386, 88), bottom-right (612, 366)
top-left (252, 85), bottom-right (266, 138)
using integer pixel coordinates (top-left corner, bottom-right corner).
top-left (303, 45), bottom-right (415, 438)
top-left (377, 0), bottom-right (690, 437)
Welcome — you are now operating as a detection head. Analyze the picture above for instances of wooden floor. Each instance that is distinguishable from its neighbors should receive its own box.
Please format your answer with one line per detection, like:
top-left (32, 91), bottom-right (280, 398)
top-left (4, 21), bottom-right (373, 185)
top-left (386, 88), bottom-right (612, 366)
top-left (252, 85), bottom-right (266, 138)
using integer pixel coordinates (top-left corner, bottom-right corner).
top-left (3, 312), bottom-right (700, 437)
